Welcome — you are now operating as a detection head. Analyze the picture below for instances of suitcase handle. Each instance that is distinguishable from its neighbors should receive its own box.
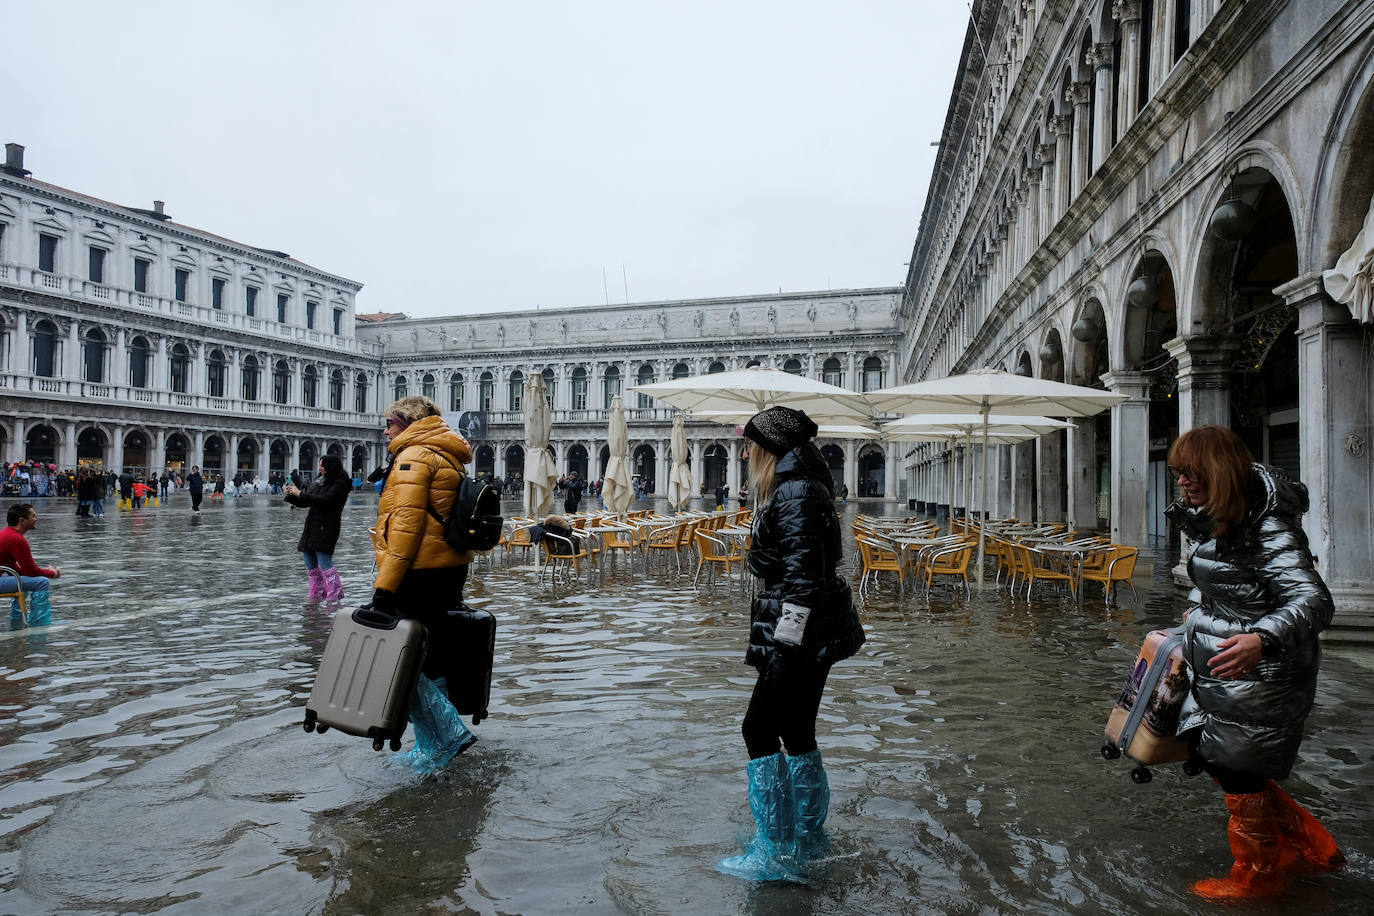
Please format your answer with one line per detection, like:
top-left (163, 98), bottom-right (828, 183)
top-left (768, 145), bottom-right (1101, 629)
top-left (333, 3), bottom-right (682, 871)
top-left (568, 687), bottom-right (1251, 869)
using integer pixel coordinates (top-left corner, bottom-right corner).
top-left (352, 604), bottom-right (403, 629)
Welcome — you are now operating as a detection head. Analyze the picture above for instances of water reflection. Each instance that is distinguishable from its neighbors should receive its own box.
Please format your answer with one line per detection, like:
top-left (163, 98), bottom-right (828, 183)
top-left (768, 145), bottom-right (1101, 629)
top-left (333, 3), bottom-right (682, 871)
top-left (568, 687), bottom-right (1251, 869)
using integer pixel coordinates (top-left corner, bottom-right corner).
top-left (0, 495), bottom-right (1370, 914)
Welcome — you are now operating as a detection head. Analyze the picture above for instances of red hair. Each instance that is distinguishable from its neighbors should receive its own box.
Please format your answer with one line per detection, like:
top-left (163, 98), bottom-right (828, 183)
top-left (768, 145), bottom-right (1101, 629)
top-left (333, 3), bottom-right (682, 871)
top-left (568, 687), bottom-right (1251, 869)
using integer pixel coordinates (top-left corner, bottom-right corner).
top-left (1167, 425), bottom-right (1257, 536)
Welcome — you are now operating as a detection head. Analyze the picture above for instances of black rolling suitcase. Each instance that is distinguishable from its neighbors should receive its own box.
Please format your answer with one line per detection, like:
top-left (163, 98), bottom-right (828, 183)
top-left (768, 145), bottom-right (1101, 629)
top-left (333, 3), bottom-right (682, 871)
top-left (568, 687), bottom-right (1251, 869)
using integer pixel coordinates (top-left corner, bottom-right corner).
top-left (303, 605), bottom-right (427, 751)
top-left (444, 605), bottom-right (496, 725)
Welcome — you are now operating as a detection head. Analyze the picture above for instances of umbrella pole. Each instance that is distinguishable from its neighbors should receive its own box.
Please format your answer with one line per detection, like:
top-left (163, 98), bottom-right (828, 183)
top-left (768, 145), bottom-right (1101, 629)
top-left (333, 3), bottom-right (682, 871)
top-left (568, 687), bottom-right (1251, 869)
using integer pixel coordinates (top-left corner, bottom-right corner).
top-left (977, 411), bottom-right (990, 586)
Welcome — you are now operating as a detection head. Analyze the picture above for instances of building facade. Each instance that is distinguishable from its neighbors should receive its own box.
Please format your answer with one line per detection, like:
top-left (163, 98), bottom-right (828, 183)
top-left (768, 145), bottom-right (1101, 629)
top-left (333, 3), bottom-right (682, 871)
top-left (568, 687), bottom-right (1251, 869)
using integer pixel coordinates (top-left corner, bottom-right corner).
top-left (355, 288), bottom-right (903, 502)
top-left (0, 145), bottom-right (385, 480)
top-left (899, 0), bottom-right (1374, 624)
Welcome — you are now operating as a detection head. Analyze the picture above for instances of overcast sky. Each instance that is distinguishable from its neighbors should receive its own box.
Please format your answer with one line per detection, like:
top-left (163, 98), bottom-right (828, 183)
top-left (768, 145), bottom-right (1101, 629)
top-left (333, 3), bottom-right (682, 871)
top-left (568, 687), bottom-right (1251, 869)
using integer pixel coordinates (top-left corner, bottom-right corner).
top-left (5, 1), bottom-right (968, 317)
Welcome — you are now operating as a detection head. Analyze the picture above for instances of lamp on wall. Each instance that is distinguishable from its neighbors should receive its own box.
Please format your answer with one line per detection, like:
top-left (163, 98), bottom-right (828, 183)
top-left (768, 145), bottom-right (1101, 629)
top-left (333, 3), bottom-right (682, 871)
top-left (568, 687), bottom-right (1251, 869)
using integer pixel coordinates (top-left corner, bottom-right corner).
top-left (1071, 315), bottom-right (1102, 341)
top-left (1126, 269), bottom-right (1159, 307)
top-left (1038, 339), bottom-right (1062, 364)
top-left (1013, 363), bottom-right (1032, 377)
top-left (1209, 166), bottom-right (1258, 242)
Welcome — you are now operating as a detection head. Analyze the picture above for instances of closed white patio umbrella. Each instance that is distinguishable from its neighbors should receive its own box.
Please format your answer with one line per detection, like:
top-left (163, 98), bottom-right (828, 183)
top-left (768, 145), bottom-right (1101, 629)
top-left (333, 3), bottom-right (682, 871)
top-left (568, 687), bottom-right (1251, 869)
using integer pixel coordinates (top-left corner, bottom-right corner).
top-left (866, 370), bottom-right (1126, 583)
top-left (522, 373), bottom-right (558, 519)
top-left (603, 396), bottom-right (634, 517)
top-left (667, 414), bottom-right (693, 511)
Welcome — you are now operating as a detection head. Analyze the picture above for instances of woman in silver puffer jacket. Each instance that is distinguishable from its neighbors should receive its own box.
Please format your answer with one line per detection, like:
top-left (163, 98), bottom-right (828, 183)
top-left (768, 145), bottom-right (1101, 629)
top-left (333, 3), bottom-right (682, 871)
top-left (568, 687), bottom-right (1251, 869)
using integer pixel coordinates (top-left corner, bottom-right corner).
top-left (1165, 425), bottom-right (1343, 900)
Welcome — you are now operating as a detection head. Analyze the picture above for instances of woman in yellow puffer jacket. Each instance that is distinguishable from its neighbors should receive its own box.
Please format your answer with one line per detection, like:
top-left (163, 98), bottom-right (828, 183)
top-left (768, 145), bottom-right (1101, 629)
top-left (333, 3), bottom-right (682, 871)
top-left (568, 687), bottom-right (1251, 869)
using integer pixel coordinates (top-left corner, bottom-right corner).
top-left (370, 395), bottom-right (479, 773)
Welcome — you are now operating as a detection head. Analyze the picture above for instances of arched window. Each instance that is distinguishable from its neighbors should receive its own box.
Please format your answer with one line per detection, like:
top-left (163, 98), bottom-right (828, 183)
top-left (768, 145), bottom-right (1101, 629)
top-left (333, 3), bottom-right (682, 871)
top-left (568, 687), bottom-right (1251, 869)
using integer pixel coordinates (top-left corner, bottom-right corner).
top-left (32, 320), bottom-right (57, 378)
top-left (603, 365), bottom-right (620, 407)
top-left (636, 364), bottom-right (655, 409)
top-left (241, 355), bottom-right (260, 401)
top-left (672, 362), bottom-right (690, 379)
top-left (822, 357), bottom-right (843, 387)
top-left (571, 367), bottom-right (588, 409)
top-left (330, 369), bottom-right (345, 410)
top-left (393, 374), bottom-right (408, 400)
top-left (273, 359), bottom-right (291, 404)
top-left (862, 356), bottom-right (884, 392)
top-left (128, 335), bottom-right (151, 388)
top-left (207, 349), bottom-right (227, 397)
top-left (782, 358), bottom-right (803, 376)
top-left (744, 359), bottom-right (761, 369)
top-left (422, 372), bottom-right (436, 400)
top-left (169, 342), bottom-right (191, 393)
top-left (708, 361), bottom-right (726, 374)
top-left (479, 371), bottom-right (494, 411)
top-left (449, 372), bottom-right (464, 412)
top-left (542, 367), bottom-right (556, 407)
top-left (83, 328), bottom-right (105, 383)
top-left (303, 365), bottom-right (319, 407)
top-left (354, 372), bottom-right (369, 413)
top-left (509, 369), bottom-right (524, 411)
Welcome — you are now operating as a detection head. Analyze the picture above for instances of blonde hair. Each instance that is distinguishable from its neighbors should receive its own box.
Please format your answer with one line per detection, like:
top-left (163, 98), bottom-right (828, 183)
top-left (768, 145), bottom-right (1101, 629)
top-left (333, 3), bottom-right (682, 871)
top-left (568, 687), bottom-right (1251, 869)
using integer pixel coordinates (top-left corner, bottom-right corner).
top-left (748, 446), bottom-right (779, 505)
top-left (384, 396), bottom-right (442, 426)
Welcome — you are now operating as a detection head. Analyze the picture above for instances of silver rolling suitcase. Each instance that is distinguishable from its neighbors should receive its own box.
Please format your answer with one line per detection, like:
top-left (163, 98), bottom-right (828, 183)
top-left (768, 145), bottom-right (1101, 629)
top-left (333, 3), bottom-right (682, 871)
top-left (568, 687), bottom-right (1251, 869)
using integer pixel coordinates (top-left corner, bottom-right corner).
top-left (303, 605), bottom-right (427, 751)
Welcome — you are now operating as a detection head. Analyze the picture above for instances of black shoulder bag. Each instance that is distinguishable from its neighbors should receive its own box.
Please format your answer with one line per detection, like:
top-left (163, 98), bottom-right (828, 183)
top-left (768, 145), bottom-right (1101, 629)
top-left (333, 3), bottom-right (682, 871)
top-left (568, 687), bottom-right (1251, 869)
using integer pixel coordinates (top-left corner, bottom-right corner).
top-left (424, 450), bottom-right (504, 551)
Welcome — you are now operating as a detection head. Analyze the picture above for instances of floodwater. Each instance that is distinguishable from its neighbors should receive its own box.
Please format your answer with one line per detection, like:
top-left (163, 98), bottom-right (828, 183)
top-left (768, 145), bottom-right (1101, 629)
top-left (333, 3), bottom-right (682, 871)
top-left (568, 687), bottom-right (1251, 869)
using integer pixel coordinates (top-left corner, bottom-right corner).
top-left (1, 493), bottom-right (1372, 915)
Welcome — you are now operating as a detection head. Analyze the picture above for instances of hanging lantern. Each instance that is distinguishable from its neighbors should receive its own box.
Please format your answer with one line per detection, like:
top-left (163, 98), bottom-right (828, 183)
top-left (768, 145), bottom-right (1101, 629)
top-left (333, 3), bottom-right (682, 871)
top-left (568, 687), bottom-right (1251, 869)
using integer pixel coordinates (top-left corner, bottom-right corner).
top-left (1038, 340), bottom-right (1061, 363)
top-left (1071, 315), bottom-right (1101, 342)
top-left (1013, 363), bottom-right (1032, 377)
top-left (1209, 197), bottom-right (1257, 241)
top-left (1126, 273), bottom-right (1158, 307)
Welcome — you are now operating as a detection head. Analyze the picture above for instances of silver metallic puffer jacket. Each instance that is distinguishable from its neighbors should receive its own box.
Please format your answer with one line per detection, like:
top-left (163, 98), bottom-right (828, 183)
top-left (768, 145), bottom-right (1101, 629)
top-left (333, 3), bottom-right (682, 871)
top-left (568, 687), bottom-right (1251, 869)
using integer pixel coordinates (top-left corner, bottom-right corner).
top-left (1165, 463), bottom-right (1334, 779)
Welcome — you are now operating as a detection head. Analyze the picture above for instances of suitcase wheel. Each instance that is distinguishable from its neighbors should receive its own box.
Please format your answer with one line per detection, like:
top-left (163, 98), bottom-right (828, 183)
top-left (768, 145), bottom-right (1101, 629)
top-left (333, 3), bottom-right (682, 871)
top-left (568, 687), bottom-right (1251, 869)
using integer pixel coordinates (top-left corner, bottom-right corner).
top-left (1100, 744), bottom-right (1121, 760)
top-left (472, 713), bottom-right (485, 726)
top-left (303, 710), bottom-right (317, 733)
top-left (1130, 766), bottom-right (1153, 784)
top-left (1183, 759), bottom-right (1203, 777)
top-left (316, 723), bottom-right (329, 734)
top-left (372, 737), bottom-right (384, 752)
top-left (389, 736), bottom-right (401, 751)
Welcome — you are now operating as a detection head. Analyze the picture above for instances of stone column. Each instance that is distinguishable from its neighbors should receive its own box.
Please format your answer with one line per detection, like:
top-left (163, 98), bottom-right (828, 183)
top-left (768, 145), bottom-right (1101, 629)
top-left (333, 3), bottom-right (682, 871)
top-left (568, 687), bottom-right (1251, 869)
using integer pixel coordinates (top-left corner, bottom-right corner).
top-left (1025, 172), bottom-right (1042, 254)
top-left (11, 311), bottom-right (29, 376)
top-left (1066, 82), bottom-right (1093, 197)
top-left (884, 442), bottom-right (898, 501)
top-left (1149, 0), bottom-right (1177, 97)
top-left (189, 342), bottom-right (205, 397)
top-left (1066, 418), bottom-right (1099, 532)
top-left (843, 439), bottom-right (858, 500)
top-left (1087, 43), bottom-right (1115, 170)
top-left (1013, 439), bottom-right (1036, 521)
top-left (1103, 371), bottom-right (1152, 548)
top-left (1037, 144), bottom-right (1056, 240)
top-left (689, 437), bottom-right (703, 500)
top-left (192, 429), bottom-right (204, 470)
top-left (1165, 335), bottom-right (1240, 431)
top-left (64, 319), bottom-right (80, 381)
top-left (61, 420), bottom-right (77, 468)
top-left (111, 424), bottom-right (125, 471)
top-left (154, 335), bottom-right (168, 390)
top-left (228, 433), bottom-right (240, 474)
top-left (1051, 116), bottom-right (1073, 222)
top-left (1281, 274), bottom-right (1374, 615)
top-left (152, 427), bottom-right (166, 472)
top-left (727, 439), bottom-right (740, 498)
top-left (657, 438), bottom-right (669, 496)
top-left (1114, 0), bottom-right (1143, 137)
top-left (1036, 429), bottom-right (1066, 522)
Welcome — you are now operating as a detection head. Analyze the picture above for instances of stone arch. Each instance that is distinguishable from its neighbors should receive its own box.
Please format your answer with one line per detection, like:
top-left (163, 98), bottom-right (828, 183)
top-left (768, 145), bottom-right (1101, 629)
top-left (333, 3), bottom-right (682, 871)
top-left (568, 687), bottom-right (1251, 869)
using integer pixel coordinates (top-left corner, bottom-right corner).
top-left (298, 441), bottom-right (318, 474)
top-left (1116, 243), bottom-right (1181, 370)
top-left (1036, 325), bottom-right (1066, 382)
top-left (632, 444), bottom-right (656, 482)
top-left (25, 423), bottom-right (60, 463)
top-left (77, 425), bottom-right (109, 467)
top-left (163, 431), bottom-right (190, 470)
top-left (1309, 32), bottom-right (1374, 267)
top-left (203, 435), bottom-right (226, 473)
top-left (1068, 292), bottom-right (1110, 386)
top-left (856, 443), bottom-right (886, 497)
top-left (564, 443), bottom-right (587, 478)
top-left (351, 444), bottom-right (369, 476)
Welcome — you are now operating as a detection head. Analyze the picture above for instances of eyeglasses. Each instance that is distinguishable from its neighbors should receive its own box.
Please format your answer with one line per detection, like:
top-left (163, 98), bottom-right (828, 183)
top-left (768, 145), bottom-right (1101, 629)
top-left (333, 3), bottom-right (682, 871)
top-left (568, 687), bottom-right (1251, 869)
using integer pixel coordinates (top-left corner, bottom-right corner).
top-left (384, 418), bottom-right (399, 429)
top-left (1169, 465), bottom-right (1201, 483)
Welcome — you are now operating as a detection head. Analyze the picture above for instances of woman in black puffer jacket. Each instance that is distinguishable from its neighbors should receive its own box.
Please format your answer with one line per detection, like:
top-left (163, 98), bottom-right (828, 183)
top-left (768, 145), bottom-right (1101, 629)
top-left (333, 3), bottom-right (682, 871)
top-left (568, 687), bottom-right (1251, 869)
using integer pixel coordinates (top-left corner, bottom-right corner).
top-left (1165, 425), bottom-right (1342, 900)
top-left (283, 454), bottom-right (352, 602)
top-left (716, 406), bottom-right (865, 884)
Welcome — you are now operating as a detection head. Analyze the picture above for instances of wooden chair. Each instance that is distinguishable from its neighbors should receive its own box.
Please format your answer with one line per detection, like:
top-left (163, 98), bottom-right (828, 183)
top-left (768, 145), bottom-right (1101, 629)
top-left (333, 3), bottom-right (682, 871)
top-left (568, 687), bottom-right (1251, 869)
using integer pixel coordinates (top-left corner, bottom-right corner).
top-left (856, 537), bottom-right (903, 598)
top-left (1080, 545), bottom-right (1139, 604)
top-left (645, 523), bottom-right (687, 573)
top-left (922, 544), bottom-right (972, 598)
top-left (693, 529), bottom-right (743, 591)
top-left (540, 533), bottom-right (588, 586)
top-left (597, 521), bottom-right (636, 570)
top-left (0, 565), bottom-right (26, 627)
top-left (505, 524), bottom-right (536, 564)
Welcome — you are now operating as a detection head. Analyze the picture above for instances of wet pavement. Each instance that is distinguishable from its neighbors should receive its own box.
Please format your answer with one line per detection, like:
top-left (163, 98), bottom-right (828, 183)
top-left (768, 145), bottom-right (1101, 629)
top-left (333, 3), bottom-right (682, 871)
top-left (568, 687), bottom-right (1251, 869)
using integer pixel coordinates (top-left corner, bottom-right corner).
top-left (1, 493), bottom-right (1372, 915)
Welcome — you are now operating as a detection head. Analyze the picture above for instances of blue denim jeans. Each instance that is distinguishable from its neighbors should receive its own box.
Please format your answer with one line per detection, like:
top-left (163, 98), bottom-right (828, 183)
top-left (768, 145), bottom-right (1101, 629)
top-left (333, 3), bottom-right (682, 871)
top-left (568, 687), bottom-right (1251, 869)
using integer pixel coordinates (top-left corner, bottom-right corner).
top-left (0, 575), bottom-right (51, 594)
top-left (301, 551), bottom-right (334, 571)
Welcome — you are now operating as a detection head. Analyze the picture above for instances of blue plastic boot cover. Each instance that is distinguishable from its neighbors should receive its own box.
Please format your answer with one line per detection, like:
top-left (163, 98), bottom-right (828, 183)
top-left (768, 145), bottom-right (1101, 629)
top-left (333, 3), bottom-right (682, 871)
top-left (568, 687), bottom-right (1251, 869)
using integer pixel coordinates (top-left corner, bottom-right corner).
top-left (8, 597), bottom-right (23, 630)
top-left (11, 591), bottom-right (51, 629)
top-left (715, 752), bottom-right (803, 882)
top-left (787, 748), bottom-right (830, 864)
top-left (390, 675), bottom-right (476, 775)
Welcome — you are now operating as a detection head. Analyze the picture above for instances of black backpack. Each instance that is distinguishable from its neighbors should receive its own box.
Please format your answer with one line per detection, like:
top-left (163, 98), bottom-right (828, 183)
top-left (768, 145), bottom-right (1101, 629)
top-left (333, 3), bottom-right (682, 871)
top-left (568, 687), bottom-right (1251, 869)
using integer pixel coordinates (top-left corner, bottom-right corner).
top-left (424, 450), bottom-right (504, 552)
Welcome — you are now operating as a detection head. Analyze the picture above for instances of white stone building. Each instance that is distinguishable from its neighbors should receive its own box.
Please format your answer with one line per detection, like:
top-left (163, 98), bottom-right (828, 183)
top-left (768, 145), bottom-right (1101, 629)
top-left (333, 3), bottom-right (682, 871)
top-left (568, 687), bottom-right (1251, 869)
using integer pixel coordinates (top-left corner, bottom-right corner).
top-left (899, 0), bottom-right (1374, 625)
top-left (355, 288), bottom-right (903, 502)
top-left (0, 145), bottom-right (385, 480)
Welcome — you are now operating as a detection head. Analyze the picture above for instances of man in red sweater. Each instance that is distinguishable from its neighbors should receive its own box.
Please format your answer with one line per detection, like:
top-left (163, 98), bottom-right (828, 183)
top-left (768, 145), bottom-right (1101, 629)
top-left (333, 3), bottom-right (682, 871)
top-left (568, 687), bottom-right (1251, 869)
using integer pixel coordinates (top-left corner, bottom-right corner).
top-left (1, 503), bottom-right (60, 628)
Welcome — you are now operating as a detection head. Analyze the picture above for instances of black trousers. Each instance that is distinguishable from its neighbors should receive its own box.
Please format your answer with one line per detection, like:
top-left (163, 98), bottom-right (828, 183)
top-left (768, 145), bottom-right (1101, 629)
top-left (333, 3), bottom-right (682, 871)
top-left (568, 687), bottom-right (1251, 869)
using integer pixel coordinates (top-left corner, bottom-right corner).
top-left (1187, 731), bottom-right (1267, 793)
top-left (190, 490), bottom-right (203, 510)
top-left (395, 565), bottom-right (469, 680)
top-left (742, 653), bottom-right (831, 759)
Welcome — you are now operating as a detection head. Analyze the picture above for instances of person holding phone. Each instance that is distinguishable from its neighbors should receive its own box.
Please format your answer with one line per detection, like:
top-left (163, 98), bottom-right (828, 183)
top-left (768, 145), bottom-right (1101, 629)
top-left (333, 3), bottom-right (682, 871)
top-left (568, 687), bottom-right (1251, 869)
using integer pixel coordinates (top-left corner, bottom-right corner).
top-left (716, 406), bottom-right (865, 883)
top-left (284, 456), bottom-right (351, 602)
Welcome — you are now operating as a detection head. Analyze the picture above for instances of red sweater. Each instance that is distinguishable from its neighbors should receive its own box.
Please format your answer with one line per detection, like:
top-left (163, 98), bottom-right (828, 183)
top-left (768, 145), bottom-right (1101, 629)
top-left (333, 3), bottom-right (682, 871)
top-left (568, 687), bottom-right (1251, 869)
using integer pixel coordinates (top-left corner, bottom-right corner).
top-left (0, 527), bottom-right (56, 577)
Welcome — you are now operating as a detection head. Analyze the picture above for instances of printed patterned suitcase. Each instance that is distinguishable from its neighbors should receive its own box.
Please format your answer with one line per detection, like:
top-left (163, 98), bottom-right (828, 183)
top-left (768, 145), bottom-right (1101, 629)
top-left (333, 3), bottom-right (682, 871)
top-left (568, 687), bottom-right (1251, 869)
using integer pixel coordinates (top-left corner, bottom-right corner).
top-left (303, 606), bottom-right (427, 751)
top-left (444, 605), bottom-right (496, 725)
top-left (1102, 627), bottom-right (1191, 783)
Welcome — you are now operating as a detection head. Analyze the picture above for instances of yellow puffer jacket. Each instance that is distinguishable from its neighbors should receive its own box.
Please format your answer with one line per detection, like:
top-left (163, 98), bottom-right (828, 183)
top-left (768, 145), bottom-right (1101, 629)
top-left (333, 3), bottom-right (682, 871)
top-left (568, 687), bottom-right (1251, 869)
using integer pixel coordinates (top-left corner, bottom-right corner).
top-left (371, 415), bottom-right (474, 591)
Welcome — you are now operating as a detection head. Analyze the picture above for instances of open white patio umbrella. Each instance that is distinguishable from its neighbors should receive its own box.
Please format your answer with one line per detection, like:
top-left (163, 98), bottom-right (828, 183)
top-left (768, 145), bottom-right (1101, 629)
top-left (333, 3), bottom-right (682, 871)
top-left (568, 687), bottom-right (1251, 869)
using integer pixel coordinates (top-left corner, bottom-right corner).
top-left (866, 370), bottom-right (1126, 584)
top-left (522, 373), bottom-right (558, 519)
top-left (882, 414), bottom-right (1073, 531)
top-left (603, 396), bottom-right (634, 517)
top-left (667, 414), bottom-right (694, 511)
top-left (690, 409), bottom-right (882, 441)
top-left (631, 366), bottom-right (874, 422)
